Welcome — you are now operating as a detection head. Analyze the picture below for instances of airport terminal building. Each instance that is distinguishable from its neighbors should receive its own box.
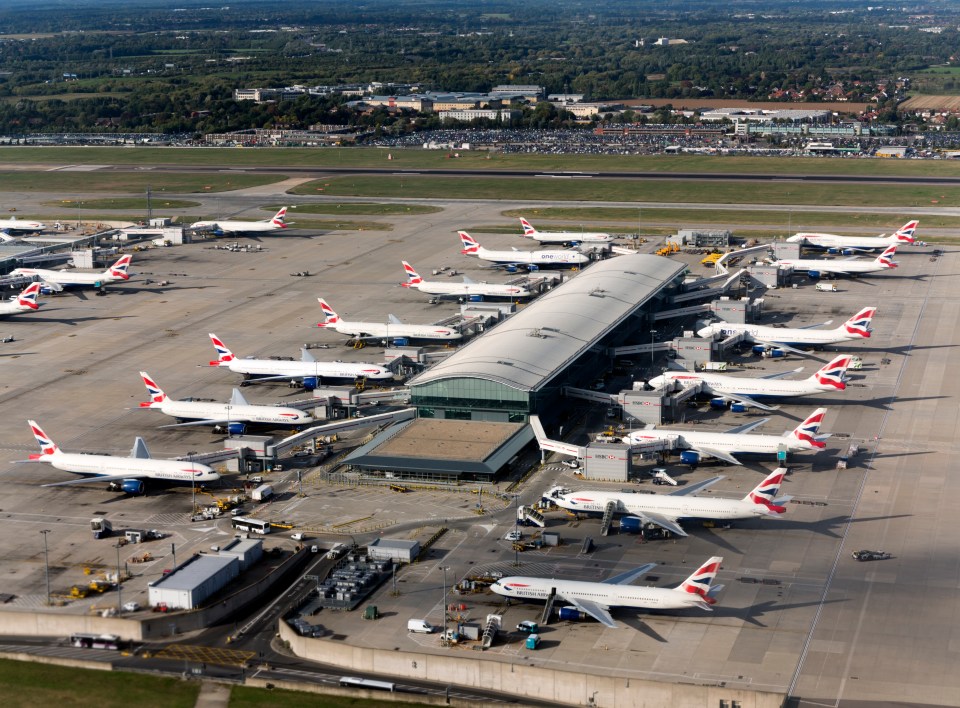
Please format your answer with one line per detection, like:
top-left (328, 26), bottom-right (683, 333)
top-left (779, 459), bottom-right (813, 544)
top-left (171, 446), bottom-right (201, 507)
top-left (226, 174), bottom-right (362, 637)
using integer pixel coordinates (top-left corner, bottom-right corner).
top-left (407, 254), bottom-right (687, 423)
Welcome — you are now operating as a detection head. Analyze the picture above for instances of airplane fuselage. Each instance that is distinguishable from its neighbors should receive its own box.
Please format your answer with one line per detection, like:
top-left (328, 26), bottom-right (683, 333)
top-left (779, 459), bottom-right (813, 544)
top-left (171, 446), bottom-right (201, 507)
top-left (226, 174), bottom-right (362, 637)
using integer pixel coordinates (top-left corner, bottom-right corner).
top-left (653, 372), bottom-right (830, 399)
top-left (0, 301), bottom-right (37, 317)
top-left (527, 232), bottom-right (612, 244)
top-left (491, 576), bottom-right (702, 611)
top-left (772, 258), bottom-right (892, 274)
top-left (326, 320), bottom-right (462, 341)
top-left (42, 453), bottom-right (218, 483)
top-left (11, 268), bottom-right (124, 287)
top-left (223, 358), bottom-right (393, 380)
top-left (788, 234), bottom-right (902, 250)
top-left (190, 220), bottom-right (283, 234)
top-left (553, 490), bottom-right (765, 522)
top-left (474, 246), bottom-right (589, 267)
top-left (409, 280), bottom-right (530, 298)
top-left (700, 323), bottom-right (861, 348)
top-left (153, 400), bottom-right (312, 426)
top-left (0, 219), bottom-right (45, 233)
top-left (627, 430), bottom-right (812, 456)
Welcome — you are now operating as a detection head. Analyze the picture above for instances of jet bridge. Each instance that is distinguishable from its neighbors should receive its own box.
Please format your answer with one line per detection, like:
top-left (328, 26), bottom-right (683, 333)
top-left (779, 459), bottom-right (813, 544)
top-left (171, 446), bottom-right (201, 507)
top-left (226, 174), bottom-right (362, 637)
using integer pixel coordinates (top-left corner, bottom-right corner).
top-left (562, 385), bottom-right (618, 405)
top-left (266, 407), bottom-right (417, 458)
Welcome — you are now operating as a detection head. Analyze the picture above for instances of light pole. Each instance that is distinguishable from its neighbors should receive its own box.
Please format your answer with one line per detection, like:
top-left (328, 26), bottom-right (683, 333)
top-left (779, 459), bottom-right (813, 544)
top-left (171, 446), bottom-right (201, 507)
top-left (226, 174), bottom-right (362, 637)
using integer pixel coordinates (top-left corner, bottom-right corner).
top-left (188, 451), bottom-right (198, 513)
top-left (439, 566), bottom-right (449, 641)
top-left (513, 494), bottom-right (521, 568)
top-left (40, 529), bottom-right (51, 606)
top-left (650, 329), bottom-right (658, 371)
top-left (115, 542), bottom-right (123, 614)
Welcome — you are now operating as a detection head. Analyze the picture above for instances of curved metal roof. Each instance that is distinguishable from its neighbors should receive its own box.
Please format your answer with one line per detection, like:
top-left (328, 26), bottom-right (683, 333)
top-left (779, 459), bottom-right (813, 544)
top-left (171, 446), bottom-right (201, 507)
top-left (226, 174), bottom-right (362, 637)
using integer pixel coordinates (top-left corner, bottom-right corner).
top-left (408, 255), bottom-right (686, 392)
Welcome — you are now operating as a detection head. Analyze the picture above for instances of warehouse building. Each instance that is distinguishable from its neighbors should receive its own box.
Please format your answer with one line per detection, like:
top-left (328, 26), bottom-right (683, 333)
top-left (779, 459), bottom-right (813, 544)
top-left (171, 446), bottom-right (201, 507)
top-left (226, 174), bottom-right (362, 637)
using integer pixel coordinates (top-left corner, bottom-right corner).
top-left (148, 554), bottom-right (239, 611)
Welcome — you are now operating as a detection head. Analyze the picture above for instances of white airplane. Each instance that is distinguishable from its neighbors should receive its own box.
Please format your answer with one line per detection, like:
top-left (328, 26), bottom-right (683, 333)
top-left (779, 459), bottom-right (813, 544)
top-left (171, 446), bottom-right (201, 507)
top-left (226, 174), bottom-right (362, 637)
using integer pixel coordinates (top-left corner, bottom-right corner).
top-left (0, 282), bottom-right (42, 318)
top-left (10, 254), bottom-right (132, 291)
top-left (768, 244), bottom-right (899, 277)
top-left (22, 420), bottom-right (219, 495)
top-left (490, 555), bottom-right (724, 629)
top-left (459, 231), bottom-right (589, 269)
top-left (696, 306), bottom-right (876, 356)
top-left (317, 298), bottom-right (462, 342)
top-left (0, 215), bottom-right (46, 234)
top-left (138, 372), bottom-right (313, 432)
top-left (401, 261), bottom-right (531, 300)
top-left (190, 207), bottom-right (288, 235)
top-left (625, 408), bottom-right (830, 466)
top-left (208, 333), bottom-right (393, 385)
top-left (546, 468), bottom-right (791, 537)
top-left (519, 217), bottom-right (613, 244)
top-left (649, 355), bottom-right (853, 411)
top-left (787, 220), bottom-right (917, 251)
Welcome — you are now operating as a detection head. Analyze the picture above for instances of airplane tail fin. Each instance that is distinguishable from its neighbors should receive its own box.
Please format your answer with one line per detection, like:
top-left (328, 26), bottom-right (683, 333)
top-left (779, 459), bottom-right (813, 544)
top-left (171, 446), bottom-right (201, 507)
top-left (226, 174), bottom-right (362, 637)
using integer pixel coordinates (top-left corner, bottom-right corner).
top-left (16, 282), bottom-right (41, 310)
top-left (139, 371), bottom-right (167, 407)
top-left (875, 244), bottom-right (898, 268)
top-left (106, 254), bottom-right (132, 280)
top-left (837, 306), bottom-right (876, 339)
top-left (208, 333), bottom-right (235, 366)
top-left (809, 354), bottom-right (851, 391)
top-left (744, 468), bottom-right (790, 514)
top-left (458, 231), bottom-right (480, 255)
top-left (677, 556), bottom-right (724, 607)
top-left (27, 420), bottom-right (59, 458)
top-left (785, 408), bottom-right (829, 449)
top-left (317, 298), bottom-right (340, 327)
top-left (519, 217), bottom-right (537, 238)
top-left (401, 261), bottom-right (423, 287)
top-left (271, 207), bottom-right (288, 228)
top-left (894, 220), bottom-right (918, 243)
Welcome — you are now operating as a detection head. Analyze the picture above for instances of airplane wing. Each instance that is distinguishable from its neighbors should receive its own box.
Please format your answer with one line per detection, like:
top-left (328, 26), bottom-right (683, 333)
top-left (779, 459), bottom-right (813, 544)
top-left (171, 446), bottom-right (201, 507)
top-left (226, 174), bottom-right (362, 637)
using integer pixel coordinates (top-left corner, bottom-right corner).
top-left (563, 597), bottom-right (618, 629)
top-left (724, 418), bottom-right (769, 435)
top-left (387, 314), bottom-right (402, 325)
top-left (603, 563), bottom-right (657, 585)
top-left (690, 445), bottom-right (742, 466)
top-left (43, 473), bottom-right (148, 487)
top-left (714, 392), bottom-right (778, 411)
top-left (667, 475), bottom-right (725, 497)
top-left (798, 320), bottom-right (833, 330)
top-left (761, 367), bottom-right (804, 380)
top-left (159, 418), bottom-right (233, 428)
top-left (635, 512), bottom-right (687, 537)
top-left (750, 337), bottom-right (813, 357)
top-left (461, 275), bottom-right (476, 285)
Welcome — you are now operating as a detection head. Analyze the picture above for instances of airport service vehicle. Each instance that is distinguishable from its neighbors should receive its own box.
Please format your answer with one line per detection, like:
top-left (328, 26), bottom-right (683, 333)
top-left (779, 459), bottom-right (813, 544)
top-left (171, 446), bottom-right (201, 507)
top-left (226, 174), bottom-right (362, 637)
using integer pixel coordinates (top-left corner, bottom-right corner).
top-left (231, 516), bottom-right (271, 534)
top-left (458, 231), bottom-right (589, 270)
top-left (852, 550), bottom-right (892, 562)
top-left (190, 207), bottom-right (288, 235)
top-left (648, 355), bottom-right (853, 411)
top-left (696, 306), bottom-right (876, 357)
top-left (519, 217), bottom-right (613, 244)
top-left (207, 333), bottom-right (392, 385)
top-left (0, 282), bottom-right (41, 318)
top-left (625, 408), bottom-right (830, 466)
top-left (22, 420), bottom-right (219, 494)
top-left (768, 244), bottom-right (899, 277)
top-left (11, 254), bottom-right (132, 291)
top-left (317, 298), bottom-right (462, 342)
top-left (0, 215), bottom-right (46, 234)
top-left (546, 468), bottom-right (790, 537)
top-left (491, 556), bottom-right (724, 629)
top-left (250, 484), bottom-right (273, 502)
top-left (787, 220), bottom-right (917, 251)
top-left (138, 372), bottom-right (313, 432)
top-left (400, 261), bottom-right (531, 300)
top-left (407, 619), bottom-right (434, 633)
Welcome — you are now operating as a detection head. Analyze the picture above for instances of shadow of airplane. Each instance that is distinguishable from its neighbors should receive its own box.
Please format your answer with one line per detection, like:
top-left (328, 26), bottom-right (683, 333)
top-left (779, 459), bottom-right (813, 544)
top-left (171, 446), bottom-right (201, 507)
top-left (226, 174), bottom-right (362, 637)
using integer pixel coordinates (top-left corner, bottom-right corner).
top-left (619, 614), bottom-right (669, 642)
top-left (35, 315), bottom-right (138, 326)
top-left (717, 597), bottom-right (848, 628)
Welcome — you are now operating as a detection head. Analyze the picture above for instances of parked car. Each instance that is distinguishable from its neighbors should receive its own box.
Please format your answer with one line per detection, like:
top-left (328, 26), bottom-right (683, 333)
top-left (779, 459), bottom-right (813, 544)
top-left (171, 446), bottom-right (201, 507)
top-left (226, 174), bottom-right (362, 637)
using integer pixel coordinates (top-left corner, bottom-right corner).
top-left (852, 550), bottom-right (892, 561)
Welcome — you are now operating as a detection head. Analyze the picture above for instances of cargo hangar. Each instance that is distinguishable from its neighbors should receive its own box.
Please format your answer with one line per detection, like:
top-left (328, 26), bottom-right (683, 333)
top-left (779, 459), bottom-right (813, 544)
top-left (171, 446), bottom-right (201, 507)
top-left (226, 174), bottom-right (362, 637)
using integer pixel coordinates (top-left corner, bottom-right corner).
top-left (343, 254), bottom-right (688, 481)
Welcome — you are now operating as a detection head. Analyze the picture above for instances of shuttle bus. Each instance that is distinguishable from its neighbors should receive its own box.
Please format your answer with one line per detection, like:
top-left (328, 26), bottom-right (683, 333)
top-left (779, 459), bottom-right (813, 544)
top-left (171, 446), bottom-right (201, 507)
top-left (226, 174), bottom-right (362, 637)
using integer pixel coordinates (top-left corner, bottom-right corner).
top-left (339, 676), bottom-right (395, 692)
top-left (69, 633), bottom-right (121, 650)
top-left (231, 516), bottom-right (272, 535)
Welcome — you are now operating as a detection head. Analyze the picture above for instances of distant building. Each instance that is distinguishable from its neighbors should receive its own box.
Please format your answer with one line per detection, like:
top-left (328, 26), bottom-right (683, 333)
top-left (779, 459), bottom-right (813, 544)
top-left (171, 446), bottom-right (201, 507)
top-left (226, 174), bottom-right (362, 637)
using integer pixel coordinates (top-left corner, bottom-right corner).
top-left (439, 109), bottom-right (519, 123)
top-left (367, 538), bottom-right (419, 563)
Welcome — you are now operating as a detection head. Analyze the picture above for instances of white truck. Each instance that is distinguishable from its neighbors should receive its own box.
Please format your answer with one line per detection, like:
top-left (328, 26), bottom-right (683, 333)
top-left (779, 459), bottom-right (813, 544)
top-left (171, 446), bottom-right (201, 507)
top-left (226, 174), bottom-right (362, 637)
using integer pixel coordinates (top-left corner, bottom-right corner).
top-left (815, 282), bottom-right (838, 292)
top-left (250, 484), bottom-right (273, 502)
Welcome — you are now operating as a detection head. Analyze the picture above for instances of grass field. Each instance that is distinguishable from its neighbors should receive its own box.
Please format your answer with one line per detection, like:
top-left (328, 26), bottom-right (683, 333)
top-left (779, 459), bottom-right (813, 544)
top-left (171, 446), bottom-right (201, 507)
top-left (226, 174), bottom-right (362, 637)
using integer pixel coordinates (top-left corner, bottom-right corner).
top-left (231, 685), bottom-right (429, 708)
top-left (290, 174), bottom-right (960, 209)
top-left (0, 172), bottom-right (285, 194)
top-left (41, 198), bottom-right (200, 210)
top-left (2, 146), bottom-right (959, 179)
top-left (270, 203), bottom-right (442, 216)
top-left (0, 659), bottom-right (199, 708)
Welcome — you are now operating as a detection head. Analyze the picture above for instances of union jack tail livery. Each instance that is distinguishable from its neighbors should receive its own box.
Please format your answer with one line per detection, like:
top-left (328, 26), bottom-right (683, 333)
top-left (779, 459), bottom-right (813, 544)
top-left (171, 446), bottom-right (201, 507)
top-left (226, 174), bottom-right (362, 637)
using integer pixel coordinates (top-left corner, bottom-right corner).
top-left (316, 298), bottom-right (340, 327)
top-left (107, 254), bottom-right (132, 280)
top-left (812, 355), bottom-right (851, 390)
top-left (458, 231), bottom-right (480, 255)
top-left (16, 282), bottom-right (41, 310)
top-left (745, 469), bottom-right (790, 515)
top-left (27, 420), bottom-right (59, 458)
top-left (875, 244), bottom-right (898, 268)
top-left (841, 306), bottom-right (876, 338)
top-left (678, 556), bottom-right (724, 607)
top-left (519, 217), bottom-right (538, 238)
top-left (139, 372), bottom-right (167, 407)
top-left (401, 261), bottom-right (423, 287)
top-left (894, 220), bottom-right (918, 244)
top-left (208, 333), bottom-right (235, 366)
top-left (270, 207), bottom-right (288, 228)
top-left (786, 408), bottom-right (829, 449)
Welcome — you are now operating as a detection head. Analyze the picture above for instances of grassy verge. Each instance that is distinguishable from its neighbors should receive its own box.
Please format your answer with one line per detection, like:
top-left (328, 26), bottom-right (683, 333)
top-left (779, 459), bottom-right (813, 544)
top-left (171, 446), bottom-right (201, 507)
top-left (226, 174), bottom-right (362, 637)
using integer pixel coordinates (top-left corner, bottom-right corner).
top-left (231, 684), bottom-right (430, 708)
top-left (270, 203), bottom-right (441, 216)
top-left (2, 146), bottom-right (959, 179)
top-left (0, 659), bottom-right (199, 708)
top-left (0, 172), bottom-right (286, 194)
top-left (41, 198), bottom-right (200, 210)
top-left (290, 175), bottom-right (959, 209)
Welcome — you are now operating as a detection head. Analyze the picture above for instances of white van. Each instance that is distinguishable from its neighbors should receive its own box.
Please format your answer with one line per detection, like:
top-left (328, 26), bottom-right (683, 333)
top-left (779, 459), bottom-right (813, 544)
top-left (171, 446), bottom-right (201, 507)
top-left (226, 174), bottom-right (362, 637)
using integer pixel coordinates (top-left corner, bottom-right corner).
top-left (326, 543), bottom-right (347, 560)
top-left (407, 619), bottom-right (434, 633)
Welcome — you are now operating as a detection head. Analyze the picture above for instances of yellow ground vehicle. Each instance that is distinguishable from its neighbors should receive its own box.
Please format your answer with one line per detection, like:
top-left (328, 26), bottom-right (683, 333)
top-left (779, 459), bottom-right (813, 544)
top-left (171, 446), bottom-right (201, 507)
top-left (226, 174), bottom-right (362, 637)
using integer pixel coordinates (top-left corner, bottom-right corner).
top-left (700, 252), bottom-right (724, 266)
top-left (655, 242), bottom-right (680, 256)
